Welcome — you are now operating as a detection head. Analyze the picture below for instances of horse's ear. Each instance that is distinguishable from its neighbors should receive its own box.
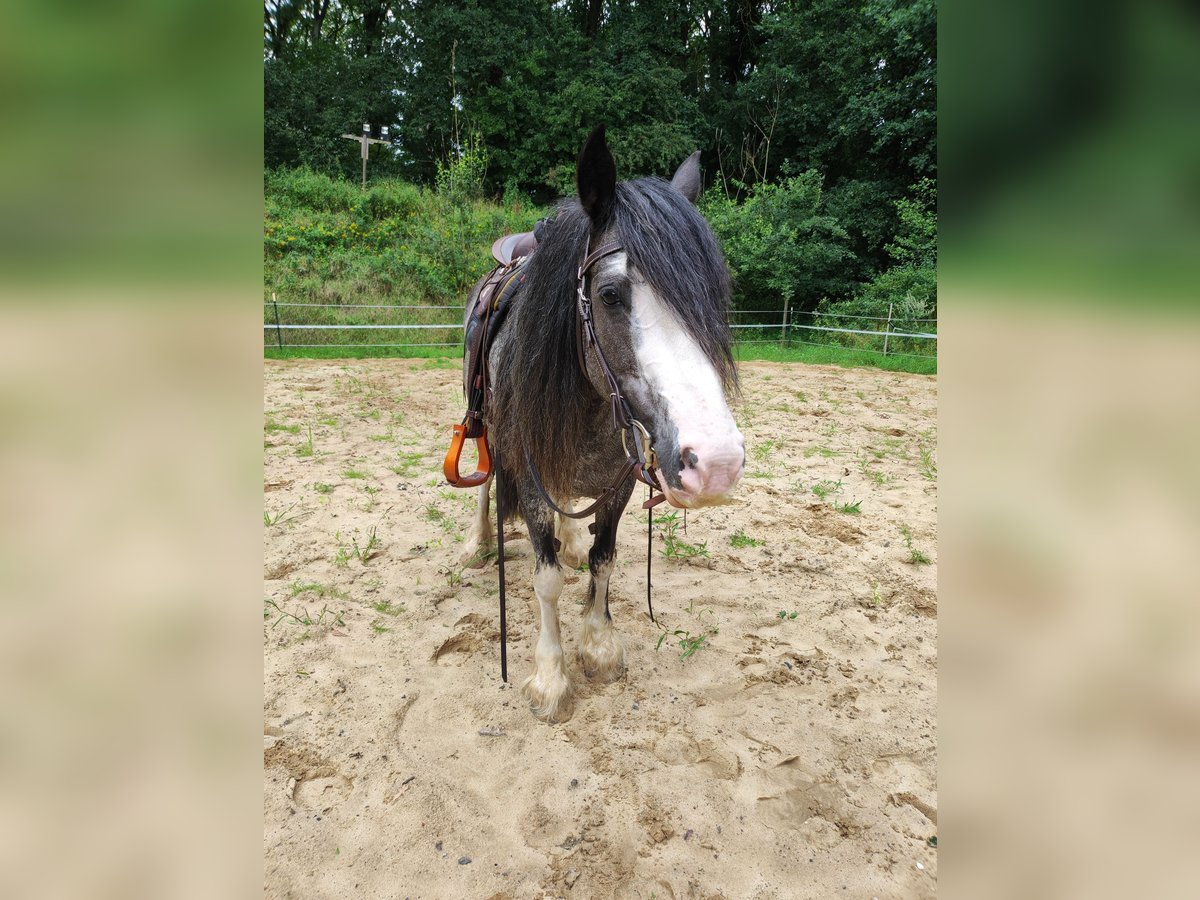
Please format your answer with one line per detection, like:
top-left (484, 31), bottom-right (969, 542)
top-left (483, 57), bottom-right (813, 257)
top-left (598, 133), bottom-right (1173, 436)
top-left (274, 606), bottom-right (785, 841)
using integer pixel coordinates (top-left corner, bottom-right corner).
top-left (577, 125), bottom-right (617, 225)
top-left (670, 151), bottom-right (702, 205)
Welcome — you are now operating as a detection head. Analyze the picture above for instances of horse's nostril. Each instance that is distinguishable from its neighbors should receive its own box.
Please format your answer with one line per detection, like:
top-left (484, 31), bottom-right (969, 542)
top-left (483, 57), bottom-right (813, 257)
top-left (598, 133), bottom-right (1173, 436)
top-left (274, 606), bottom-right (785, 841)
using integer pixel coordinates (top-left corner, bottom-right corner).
top-left (681, 448), bottom-right (699, 470)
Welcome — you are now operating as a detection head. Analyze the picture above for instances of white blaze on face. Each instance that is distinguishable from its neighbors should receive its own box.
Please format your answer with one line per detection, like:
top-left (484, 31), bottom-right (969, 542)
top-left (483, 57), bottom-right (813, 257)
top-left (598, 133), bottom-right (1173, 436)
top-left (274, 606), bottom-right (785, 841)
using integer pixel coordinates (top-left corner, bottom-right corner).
top-left (622, 259), bottom-right (745, 507)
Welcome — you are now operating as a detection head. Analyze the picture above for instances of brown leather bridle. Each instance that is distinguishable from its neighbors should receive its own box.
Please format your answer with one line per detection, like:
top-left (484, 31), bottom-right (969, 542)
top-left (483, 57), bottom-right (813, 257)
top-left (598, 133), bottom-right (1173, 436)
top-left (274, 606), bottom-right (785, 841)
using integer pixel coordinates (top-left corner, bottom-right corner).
top-left (525, 238), bottom-right (665, 522)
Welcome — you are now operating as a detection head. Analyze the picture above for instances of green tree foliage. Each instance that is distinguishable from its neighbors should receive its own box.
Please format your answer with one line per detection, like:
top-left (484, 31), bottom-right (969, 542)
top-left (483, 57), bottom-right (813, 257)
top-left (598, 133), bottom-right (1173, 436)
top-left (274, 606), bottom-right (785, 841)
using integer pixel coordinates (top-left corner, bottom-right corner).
top-left (702, 172), bottom-right (856, 313)
top-left (264, 0), bottom-right (936, 312)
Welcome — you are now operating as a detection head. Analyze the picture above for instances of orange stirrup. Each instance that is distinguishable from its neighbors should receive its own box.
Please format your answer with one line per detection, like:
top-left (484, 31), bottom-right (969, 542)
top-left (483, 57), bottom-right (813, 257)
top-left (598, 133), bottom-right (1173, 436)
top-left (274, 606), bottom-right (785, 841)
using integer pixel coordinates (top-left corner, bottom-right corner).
top-left (443, 423), bottom-right (492, 487)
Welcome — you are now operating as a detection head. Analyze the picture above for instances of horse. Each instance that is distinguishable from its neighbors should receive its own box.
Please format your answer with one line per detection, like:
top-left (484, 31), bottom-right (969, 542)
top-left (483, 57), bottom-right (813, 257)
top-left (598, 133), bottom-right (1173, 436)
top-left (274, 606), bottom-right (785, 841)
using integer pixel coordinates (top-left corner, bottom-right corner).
top-left (458, 125), bottom-right (745, 722)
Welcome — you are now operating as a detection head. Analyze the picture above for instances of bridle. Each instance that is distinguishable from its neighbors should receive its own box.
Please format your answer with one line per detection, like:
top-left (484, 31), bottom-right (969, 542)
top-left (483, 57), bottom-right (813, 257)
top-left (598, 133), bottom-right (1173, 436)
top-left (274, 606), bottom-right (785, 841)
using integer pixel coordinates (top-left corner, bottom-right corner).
top-left (524, 238), bottom-right (666, 521)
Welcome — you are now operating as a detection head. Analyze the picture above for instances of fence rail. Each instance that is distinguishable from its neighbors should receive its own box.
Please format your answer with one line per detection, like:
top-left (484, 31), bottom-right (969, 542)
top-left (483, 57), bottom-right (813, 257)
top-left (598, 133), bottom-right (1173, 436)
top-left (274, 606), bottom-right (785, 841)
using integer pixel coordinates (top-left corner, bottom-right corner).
top-left (263, 298), bottom-right (937, 359)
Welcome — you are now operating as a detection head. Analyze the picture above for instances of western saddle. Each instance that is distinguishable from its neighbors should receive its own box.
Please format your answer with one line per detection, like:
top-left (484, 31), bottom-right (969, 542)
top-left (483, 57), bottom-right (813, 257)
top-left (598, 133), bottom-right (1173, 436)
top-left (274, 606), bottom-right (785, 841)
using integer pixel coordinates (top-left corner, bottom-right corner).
top-left (442, 222), bottom-right (544, 487)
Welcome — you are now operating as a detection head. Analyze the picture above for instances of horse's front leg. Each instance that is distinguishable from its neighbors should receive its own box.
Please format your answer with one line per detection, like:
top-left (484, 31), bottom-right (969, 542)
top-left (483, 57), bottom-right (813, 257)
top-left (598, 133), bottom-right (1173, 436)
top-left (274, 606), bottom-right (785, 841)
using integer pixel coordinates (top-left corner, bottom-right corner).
top-left (517, 491), bottom-right (573, 722)
top-left (579, 479), bottom-right (635, 683)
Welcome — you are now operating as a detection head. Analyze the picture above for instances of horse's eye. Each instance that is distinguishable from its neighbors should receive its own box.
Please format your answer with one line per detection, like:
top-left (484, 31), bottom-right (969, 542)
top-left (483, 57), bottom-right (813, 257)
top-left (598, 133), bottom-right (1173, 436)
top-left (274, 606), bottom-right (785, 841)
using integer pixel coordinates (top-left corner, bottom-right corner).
top-left (598, 285), bottom-right (621, 306)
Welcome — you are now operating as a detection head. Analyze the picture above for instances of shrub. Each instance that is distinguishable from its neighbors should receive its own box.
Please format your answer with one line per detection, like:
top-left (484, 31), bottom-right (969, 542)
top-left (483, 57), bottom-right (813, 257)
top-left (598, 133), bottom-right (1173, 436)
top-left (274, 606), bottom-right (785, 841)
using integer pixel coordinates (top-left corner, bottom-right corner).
top-left (702, 172), bottom-right (858, 314)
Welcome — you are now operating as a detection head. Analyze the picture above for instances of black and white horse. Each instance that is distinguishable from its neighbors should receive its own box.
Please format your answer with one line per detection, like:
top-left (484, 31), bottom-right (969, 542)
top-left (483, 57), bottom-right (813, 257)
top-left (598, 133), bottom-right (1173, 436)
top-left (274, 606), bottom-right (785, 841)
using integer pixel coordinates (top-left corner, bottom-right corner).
top-left (461, 126), bottom-right (744, 722)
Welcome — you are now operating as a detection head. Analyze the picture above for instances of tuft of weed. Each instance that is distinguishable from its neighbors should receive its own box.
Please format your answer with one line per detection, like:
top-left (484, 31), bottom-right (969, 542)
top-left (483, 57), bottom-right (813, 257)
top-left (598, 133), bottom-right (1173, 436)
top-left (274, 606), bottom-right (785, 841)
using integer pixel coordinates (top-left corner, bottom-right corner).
top-left (372, 599), bottom-right (405, 616)
top-left (658, 512), bottom-right (709, 560)
top-left (729, 530), bottom-right (764, 549)
top-left (834, 499), bottom-right (862, 515)
top-left (342, 468), bottom-right (369, 480)
top-left (296, 426), bottom-right (315, 458)
top-left (811, 479), bottom-right (843, 500)
top-left (900, 524), bottom-right (932, 565)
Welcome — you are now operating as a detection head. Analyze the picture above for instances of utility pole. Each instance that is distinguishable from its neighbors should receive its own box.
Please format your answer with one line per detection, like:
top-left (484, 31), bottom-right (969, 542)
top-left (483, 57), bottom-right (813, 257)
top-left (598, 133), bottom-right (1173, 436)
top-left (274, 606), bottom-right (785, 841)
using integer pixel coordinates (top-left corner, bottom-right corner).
top-left (342, 123), bottom-right (392, 189)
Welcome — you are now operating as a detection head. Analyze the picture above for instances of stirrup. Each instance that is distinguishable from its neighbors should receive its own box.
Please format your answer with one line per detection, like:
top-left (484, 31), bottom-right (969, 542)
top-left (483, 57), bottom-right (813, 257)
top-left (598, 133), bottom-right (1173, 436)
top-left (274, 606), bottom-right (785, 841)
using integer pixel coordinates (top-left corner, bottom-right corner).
top-left (443, 423), bottom-right (492, 487)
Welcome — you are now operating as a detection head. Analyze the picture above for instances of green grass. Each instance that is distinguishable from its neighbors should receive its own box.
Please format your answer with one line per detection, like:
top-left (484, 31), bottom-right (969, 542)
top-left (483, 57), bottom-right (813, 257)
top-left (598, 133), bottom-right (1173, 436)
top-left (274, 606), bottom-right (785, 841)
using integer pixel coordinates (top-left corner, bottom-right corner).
top-left (266, 340), bottom-right (935, 375)
top-left (834, 499), bottom-right (862, 514)
top-left (295, 426), bottom-right (315, 457)
top-left (289, 581), bottom-right (349, 601)
top-left (371, 599), bottom-right (405, 616)
top-left (900, 524), bottom-right (932, 565)
top-left (734, 341), bottom-right (936, 375)
top-left (729, 529), bottom-right (764, 549)
top-left (811, 479), bottom-right (843, 500)
top-left (341, 468), bottom-right (369, 480)
top-left (658, 511), bottom-right (709, 560)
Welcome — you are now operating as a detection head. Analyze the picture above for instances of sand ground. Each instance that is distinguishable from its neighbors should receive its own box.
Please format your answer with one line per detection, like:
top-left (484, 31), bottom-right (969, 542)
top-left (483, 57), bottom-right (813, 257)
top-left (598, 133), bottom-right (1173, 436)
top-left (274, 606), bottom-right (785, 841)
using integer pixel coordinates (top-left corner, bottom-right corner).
top-left (263, 358), bottom-right (937, 899)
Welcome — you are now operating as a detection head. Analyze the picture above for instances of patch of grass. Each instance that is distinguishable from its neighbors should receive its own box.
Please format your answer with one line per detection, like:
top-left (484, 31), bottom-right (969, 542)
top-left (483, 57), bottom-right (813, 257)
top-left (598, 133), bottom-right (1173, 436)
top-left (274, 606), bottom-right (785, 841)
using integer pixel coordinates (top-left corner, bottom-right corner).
top-left (732, 342), bottom-right (936, 375)
top-left (342, 468), bottom-right (369, 480)
top-left (419, 357), bottom-right (458, 370)
top-left (422, 504), bottom-right (458, 534)
top-left (752, 439), bottom-right (776, 461)
top-left (834, 499), bottom-right (862, 514)
top-left (370, 620), bottom-right (391, 634)
top-left (655, 625), bottom-right (715, 660)
top-left (314, 482), bottom-right (335, 494)
top-left (263, 598), bottom-right (346, 630)
top-left (729, 530), bottom-right (764, 549)
top-left (917, 440), bottom-right (937, 481)
top-left (900, 524), bottom-right (932, 565)
top-left (264, 503), bottom-right (301, 527)
top-left (857, 453), bottom-right (893, 486)
top-left (803, 446), bottom-right (842, 458)
top-left (265, 418), bottom-right (301, 435)
top-left (289, 581), bottom-right (349, 601)
top-left (351, 526), bottom-right (382, 564)
top-left (658, 511), bottom-right (709, 560)
top-left (776, 610), bottom-right (799, 620)
top-left (391, 450), bottom-right (425, 477)
top-left (317, 415), bottom-right (339, 427)
top-left (811, 479), bottom-right (843, 500)
top-left (296, 426), bottom-right (315, 458)
top-left (371, 599), bottom-right (405, 616)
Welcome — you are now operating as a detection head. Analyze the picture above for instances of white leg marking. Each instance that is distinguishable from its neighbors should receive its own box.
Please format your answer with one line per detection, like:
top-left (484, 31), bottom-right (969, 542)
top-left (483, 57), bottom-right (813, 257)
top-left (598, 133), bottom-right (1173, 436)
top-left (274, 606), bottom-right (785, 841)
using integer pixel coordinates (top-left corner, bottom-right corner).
top-left (579, 560), bottom-right (626, 682)
top-left (521, 564), bottom-right (573, 722)
top-left (458, 479), bottom-right (494, 568)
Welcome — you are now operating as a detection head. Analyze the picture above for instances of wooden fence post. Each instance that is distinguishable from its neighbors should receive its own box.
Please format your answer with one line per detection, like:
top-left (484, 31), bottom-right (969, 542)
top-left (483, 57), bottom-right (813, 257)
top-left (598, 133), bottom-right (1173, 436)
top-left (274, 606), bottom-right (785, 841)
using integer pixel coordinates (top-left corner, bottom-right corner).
top-left (781, 297), bottom-right (790, 347)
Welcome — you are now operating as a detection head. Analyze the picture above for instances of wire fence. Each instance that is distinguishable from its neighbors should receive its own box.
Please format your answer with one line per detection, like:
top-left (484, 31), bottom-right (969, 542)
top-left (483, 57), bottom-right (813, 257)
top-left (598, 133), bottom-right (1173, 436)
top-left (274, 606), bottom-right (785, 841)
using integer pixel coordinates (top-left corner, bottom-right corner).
top-left (263, 298), bottom-right (937, 360)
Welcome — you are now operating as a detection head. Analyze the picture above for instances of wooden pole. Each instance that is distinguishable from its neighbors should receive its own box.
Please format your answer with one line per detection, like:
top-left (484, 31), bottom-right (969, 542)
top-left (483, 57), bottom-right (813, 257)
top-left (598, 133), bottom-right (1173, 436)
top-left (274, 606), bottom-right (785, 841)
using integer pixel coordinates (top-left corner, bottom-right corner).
top-left (883, 301), bottom-right (894, 357)
top-left (781, 297), bottom-right (790, 347)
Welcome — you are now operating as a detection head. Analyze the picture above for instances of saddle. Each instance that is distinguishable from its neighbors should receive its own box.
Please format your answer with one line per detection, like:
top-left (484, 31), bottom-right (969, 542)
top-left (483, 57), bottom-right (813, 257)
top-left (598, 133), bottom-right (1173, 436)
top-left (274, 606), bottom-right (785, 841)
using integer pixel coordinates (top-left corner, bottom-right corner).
top-left (443, 225), bottom-right (542, 487)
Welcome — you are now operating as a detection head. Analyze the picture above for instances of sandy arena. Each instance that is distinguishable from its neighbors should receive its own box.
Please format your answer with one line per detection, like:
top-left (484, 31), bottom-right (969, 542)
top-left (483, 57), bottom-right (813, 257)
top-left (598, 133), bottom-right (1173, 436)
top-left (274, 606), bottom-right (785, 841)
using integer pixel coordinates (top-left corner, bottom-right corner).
top-left (263, 358), bottom-right (937, 899)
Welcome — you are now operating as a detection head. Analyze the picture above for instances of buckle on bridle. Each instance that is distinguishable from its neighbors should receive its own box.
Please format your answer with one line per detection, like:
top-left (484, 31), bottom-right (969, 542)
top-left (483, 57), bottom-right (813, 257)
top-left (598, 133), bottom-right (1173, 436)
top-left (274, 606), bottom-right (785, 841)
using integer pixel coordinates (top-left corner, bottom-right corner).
top-left (622, 418), bottom-right (657, 471)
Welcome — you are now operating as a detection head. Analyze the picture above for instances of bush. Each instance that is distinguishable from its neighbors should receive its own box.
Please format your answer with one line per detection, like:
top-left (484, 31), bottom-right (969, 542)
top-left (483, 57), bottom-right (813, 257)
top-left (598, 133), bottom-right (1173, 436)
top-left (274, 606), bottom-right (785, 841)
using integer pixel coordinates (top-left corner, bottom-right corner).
top-left (701, 172), bottom-right (858, 314)
top-left (265, 167), bottom-right (358, 213)
top-left (265, 167), bottom-right (547, 308)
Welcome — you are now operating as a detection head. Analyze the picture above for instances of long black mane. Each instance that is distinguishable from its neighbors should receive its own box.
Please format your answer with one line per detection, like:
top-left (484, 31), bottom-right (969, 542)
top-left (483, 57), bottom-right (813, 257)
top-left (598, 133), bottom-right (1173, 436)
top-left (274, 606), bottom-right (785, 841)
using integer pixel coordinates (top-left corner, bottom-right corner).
top-left (490, 176), bottom-right (736, 497)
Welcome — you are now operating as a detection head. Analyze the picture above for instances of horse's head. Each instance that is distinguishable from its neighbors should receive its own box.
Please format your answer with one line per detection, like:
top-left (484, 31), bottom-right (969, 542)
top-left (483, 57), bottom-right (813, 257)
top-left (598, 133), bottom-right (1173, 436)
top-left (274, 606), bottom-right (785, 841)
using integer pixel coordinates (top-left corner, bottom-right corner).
top-left (576, 126), bottom-right (744, 509)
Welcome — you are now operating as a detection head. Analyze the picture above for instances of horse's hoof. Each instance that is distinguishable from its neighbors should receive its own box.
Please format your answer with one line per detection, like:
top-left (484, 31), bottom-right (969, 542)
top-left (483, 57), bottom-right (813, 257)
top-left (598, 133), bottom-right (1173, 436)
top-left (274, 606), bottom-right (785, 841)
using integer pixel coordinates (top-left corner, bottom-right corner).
top-left (458, 543), bottom-right (493, 569)
top-left (521, 666), bottom-right (574, 723)
top-left (579, 631), bottom-right (627, 683)
top-left (578, 648), bottom-right (628, 681)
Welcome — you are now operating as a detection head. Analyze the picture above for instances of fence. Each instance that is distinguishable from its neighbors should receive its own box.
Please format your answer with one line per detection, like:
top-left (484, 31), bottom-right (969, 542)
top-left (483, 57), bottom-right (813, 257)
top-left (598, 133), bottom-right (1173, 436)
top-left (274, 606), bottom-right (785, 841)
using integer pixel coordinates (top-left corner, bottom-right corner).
top-left (263, 296), bottom-right (937, 361)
